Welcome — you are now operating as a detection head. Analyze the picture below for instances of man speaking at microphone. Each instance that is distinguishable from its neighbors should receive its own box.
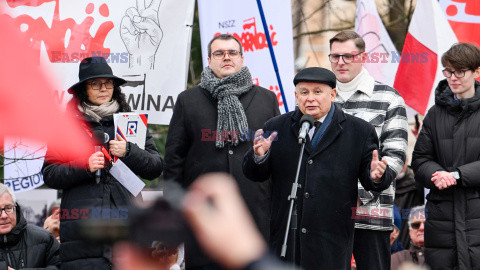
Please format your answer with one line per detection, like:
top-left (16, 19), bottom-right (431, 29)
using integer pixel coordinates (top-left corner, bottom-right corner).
top-left (242, 67), bottom-right (396, 270)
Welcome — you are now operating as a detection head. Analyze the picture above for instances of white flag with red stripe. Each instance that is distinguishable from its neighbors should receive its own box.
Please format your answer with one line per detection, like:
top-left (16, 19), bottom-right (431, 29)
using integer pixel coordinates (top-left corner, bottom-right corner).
top-left (394, 0), bottom-right (458, 115)
top-left (355, 0), bottom-right (399, 87)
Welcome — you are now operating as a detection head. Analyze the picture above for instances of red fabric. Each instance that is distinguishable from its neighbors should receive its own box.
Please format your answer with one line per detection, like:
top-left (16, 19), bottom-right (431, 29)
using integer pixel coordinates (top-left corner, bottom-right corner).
top-left (0, 15), bottom-right (92, 164)
top-left (394, 32), bottom-right (438, 115)
top-left (449, 20), bottom-right (480, 48)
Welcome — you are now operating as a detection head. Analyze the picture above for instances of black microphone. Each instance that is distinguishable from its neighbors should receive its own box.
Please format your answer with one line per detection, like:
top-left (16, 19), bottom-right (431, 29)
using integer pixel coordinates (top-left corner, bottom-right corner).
top-left (298, 114), bottom-right (314, 144)
top-left (92, 130), bottom-right (106, 184)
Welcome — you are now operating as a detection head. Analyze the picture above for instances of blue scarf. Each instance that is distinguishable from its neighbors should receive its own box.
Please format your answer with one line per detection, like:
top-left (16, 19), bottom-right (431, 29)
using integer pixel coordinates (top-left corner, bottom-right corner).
top-left (311, 104), bottom-right (335, 148)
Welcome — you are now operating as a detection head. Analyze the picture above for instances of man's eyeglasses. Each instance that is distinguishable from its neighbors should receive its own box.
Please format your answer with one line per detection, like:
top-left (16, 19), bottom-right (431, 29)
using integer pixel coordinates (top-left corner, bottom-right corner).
top-left (211, 50), bottom-right (241, 60)
top-left (87, 79), bottom-right (114, 90)
top-left (0, 204), bottom-right (15, 215)
top-left (328, 52), bottom-right (363, 64)
top-left (410, 220), bottom-right (425, 230)
top-left (442, 69), bottom-right (471, 78)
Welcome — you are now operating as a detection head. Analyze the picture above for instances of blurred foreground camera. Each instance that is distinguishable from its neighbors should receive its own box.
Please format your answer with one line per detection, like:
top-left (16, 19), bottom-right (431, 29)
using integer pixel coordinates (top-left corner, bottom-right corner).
top-left (79, 181), bottom-right (190, 249)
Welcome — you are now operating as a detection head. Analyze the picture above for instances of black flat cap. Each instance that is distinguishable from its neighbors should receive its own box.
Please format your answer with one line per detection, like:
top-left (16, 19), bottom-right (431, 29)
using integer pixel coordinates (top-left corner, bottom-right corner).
top-left (293, 67), bottom-right (336, 89)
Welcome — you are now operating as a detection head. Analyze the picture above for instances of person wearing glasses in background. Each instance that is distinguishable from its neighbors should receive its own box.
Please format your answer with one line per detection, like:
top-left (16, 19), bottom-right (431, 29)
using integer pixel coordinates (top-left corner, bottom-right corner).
top-left (391, 206), bottom-right (426, 270)
top-left (412, 43), bottom-right (480, 270)
top-left (328, 31), bottom-right (408, 270)
top-left (42, 57), bottom-right (163, 270)
top-left (0, 184), bottom-right (60, 269)
top-left (164, 34), bottom-right (279, 269)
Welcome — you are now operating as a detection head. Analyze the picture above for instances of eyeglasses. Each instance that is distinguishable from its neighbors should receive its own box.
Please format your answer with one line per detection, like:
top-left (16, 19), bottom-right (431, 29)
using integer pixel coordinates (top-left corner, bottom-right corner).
top-left (442, 69), bottom-right (471, 78)
top-left (87, 79), bottom-right (114, 90)
top-left (410, 221), bottom-right (425, 230)
top-left (0, 204), bottom-right (15, 215)
top-left (328, 52), bottom-right (363, 63)
top-left (211, 50), bottom-right (241, 60)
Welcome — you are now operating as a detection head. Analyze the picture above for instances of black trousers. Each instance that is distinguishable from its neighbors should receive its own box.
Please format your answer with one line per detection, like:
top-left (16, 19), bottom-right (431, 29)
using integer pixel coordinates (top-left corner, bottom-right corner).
top-left (353, 228), bottom-right (391, 270)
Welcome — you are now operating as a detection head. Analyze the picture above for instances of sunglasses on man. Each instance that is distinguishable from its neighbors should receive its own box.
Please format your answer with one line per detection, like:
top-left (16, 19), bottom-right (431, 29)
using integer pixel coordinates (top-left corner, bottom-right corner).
top-left (410, 220), bottom-right (425, 230)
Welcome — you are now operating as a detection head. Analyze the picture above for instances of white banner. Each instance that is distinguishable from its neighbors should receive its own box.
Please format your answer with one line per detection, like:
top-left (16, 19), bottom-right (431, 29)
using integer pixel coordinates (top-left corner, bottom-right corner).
top-left (198, 0), bottom-right (295, 113)
top-left (4, 138), bottom-right (47, 193)
top-left (2, 0), bottom-right (194, 190)
top-left (1, 0), bottom-right (194, 125)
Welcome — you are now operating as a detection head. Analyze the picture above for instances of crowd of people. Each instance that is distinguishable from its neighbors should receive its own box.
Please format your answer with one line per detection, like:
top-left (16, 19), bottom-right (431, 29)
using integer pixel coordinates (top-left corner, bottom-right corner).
top-left (1, 31), bottom-right (479, 270)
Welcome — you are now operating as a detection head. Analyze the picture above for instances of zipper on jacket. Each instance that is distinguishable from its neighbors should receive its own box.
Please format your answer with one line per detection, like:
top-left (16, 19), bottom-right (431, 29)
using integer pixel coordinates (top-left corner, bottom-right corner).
top-left (5, 249), bottom-right (13, 268)
top-left (3, 235), bottom-right (6, 244)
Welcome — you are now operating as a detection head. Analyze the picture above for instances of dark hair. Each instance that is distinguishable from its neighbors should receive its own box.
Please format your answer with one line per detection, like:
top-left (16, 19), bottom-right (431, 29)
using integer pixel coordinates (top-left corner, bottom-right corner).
top-left (329, 31), bottom-right (366, 52)
top-left (207, 34), bottom-right (243, 57)
top-left (441, 43), bottom-right (480, 71)
top-left (70, 82), bottom-right (131, 112)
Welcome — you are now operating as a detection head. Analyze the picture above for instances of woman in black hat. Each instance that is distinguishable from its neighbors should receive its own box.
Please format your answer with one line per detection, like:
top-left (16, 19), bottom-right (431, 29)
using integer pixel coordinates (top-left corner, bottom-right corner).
top-left (42, 57), bottom-right (163, 270)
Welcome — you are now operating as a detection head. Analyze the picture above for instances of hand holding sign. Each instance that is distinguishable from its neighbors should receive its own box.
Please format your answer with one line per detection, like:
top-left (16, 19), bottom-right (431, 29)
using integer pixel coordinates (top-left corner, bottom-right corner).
top-left (120, 0), bottom-right (163, 69)
top-left (110, 134), bottom-right (127, 158)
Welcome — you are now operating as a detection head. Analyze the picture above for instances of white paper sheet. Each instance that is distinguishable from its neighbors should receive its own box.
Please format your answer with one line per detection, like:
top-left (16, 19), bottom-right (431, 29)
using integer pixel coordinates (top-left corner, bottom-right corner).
top-left (110, 159), bottom-right (145, 196)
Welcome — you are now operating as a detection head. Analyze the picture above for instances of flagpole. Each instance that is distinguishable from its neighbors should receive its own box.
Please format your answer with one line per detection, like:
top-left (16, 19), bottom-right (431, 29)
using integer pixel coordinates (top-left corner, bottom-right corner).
top-left (256, 0), bottom-right (289, 112)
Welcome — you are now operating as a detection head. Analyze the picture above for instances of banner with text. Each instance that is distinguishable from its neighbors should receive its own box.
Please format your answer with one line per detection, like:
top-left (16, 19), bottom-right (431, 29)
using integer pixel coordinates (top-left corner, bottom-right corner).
top-left (198, 0), bottom-right (295, 113)
top-left (1, 0), bottom-right (194, 124)
top-left (2, 0), bottom-right (194, 191)
top-left (4, 138), bottom-right (47, 193)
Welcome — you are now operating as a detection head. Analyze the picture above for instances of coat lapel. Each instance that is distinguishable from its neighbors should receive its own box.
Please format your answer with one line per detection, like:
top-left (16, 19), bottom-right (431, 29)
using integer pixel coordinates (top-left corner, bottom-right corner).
top-left (310, 104), bottom-right (345, 158)
top-left (290, 108), bottom-right (313, 154)
top-left (240, 86), bottom-right (257, 111)
top-left (201, 87), bottom-right (217, 106)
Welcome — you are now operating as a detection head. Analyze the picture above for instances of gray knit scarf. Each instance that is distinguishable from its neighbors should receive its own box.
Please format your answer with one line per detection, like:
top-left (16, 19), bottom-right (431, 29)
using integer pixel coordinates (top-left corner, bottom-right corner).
top-left (200, 66), bottom-right (252, 148)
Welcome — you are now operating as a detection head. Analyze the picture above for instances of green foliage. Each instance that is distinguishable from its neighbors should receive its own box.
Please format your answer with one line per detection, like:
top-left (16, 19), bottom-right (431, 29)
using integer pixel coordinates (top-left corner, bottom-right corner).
top-left (188, 4), bottom-right (203, 88)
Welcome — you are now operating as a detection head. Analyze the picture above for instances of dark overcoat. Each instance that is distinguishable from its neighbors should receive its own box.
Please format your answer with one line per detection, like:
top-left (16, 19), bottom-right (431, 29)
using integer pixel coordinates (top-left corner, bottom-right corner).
top-left (164, 85), bottom-right (280, 267)
top-left (412, 80), bottom-right (480, 269)
top-left (42, 105), bottom-right (163, 270)
top-left (243, 104), bottom-right (395, 270)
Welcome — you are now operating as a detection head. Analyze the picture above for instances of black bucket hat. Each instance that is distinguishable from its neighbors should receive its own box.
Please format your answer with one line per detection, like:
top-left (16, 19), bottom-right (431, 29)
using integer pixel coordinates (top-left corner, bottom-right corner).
top-left (68, 57), bottom-right (127, 94)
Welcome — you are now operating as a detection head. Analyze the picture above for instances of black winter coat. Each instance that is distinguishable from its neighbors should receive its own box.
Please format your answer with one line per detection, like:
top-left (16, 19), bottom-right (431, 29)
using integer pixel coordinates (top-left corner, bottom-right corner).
top-left (164, 85), bottom-right (280, 267)
top-left (0, 205), bottom-right (60, 269)
top-left (412, 80), bottom-right (480, 270)
top-left (42, 108), bottom-right (163, 270)
top-left (243, 105), bottom-right (395, 270)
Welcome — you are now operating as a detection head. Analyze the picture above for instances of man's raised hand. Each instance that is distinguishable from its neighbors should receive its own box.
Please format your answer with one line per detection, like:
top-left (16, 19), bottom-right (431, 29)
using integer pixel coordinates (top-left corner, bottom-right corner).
top-left (253, 129), bottom-right (277, 156)
top-left (370, 150), bottom-right (388, 182)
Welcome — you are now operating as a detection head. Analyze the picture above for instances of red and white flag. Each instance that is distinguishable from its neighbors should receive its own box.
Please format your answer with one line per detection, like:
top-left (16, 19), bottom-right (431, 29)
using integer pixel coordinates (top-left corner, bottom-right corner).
top-left (394, 0), bottom-right (458, 115)
top-left (440, 0), bottom-right (480, 47)
top-left (355, 0), bottom-right (399, 87)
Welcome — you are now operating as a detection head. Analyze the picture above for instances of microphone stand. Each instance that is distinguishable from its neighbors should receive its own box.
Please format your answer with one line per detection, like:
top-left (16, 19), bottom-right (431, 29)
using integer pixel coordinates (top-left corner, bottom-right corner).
top-left (280, 136), bottom-right (307, 269)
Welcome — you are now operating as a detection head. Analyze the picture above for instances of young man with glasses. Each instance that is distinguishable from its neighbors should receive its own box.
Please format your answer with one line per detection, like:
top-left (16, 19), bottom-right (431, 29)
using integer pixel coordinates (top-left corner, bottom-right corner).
top-left (164, 34), bottom-right (280, 269)
top-left (391, 206), bottom-right (426, 270)
top-left (412, 43), bottom-right (480, 270)
top-left (328, 31), bottom-right (408, 270)
top-left (0, 184), bottom-right (60, 269)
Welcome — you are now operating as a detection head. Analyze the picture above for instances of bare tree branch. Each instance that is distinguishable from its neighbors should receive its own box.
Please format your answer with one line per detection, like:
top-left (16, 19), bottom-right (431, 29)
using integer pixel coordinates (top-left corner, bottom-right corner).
top-left (294, 13), bottom-right (406, 40)
top-left (293, 0), bottom-right (331, 29)
top-left (294, 25), bottom-right (354, 39)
